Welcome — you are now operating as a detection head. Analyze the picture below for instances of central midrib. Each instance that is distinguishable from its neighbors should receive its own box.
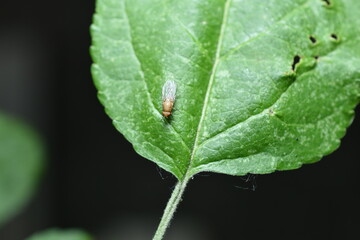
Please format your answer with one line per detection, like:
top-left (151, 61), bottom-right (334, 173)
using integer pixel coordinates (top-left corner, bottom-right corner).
top-left (183, 0), bottom-right (232, 180)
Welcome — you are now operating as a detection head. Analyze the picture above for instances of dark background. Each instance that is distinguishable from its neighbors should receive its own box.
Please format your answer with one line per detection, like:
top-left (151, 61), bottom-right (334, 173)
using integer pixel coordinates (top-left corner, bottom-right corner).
top-left (0, 1), bottom-right (359, 240)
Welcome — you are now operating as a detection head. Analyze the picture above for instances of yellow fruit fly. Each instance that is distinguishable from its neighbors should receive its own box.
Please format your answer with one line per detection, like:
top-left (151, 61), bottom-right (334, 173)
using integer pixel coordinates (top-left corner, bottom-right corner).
top-left (162, 80), bottom-right (176, 117)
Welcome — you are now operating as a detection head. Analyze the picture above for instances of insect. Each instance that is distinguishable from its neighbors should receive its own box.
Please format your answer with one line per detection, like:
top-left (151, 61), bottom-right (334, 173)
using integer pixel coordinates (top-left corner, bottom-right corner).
top-left (162, 80), bottom-right (176, 117)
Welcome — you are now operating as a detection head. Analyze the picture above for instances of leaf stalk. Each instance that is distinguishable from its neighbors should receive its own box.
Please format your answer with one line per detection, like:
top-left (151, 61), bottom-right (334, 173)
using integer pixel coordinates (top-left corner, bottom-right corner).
top-left (152, 177), bottom-right (190, 240)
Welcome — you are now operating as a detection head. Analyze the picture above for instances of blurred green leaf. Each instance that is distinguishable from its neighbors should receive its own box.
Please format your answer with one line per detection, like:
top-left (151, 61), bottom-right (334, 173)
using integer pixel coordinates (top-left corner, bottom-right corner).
top-left (91, 0), bottom-right (360, 180)
top-left (26, 229), bottom-right (92, 240)
top-left (0, 113), bottom-right (44, 226)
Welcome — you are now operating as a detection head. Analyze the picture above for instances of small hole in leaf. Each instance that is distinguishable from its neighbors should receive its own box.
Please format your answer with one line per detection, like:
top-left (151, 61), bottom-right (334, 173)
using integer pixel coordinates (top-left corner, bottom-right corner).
top-left (309, 36), bottom-right (317, 43)
top-left (314, 56), bottom-right (319, 60)
top-left (330, 33), bottom-right (338, 40)
top-left (291, 55), bottom-right (300, 71)
top-left (322, 0), bottom-right (331, 5)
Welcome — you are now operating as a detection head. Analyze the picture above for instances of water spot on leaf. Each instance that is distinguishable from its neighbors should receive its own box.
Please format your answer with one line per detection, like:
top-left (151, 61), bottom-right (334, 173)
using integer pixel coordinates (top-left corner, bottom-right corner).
top-left (291, 55), bottom-right (300, 71)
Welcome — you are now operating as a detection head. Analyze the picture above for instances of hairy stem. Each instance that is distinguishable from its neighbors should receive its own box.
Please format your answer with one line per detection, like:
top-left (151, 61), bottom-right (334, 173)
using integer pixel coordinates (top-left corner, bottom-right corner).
top-left (152, 177), bottom-right (190, 240)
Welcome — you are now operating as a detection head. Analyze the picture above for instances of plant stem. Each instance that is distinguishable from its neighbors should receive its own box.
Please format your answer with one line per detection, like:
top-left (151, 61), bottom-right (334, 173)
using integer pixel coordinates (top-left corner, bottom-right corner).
top-left (152, 177), bottom-right (190, 240)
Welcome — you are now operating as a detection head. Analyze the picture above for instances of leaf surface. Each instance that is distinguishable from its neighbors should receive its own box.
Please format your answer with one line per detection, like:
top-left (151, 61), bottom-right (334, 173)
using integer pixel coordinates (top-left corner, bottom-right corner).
top-left (0, 113), bottom-right (44, 226)
top-left (91, 0), bottom-right (360, 180)
top-left (26, 229), bottom-right (92, 240)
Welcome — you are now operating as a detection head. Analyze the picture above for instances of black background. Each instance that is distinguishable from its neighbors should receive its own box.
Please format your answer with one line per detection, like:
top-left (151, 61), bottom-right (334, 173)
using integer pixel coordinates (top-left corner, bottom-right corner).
top-left (0, 1), bottom-right (359, 240)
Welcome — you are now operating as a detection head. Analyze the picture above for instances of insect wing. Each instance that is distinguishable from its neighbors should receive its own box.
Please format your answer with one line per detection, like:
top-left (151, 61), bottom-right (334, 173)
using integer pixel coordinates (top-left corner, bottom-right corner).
top-left (162, 80), bottom-right (176, 101)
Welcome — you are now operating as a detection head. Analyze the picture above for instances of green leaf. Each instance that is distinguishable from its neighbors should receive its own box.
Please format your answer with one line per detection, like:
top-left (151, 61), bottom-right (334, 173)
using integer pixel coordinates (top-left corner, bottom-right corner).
top-left (26, 229), bottom-right (92, 240)
top-left (91, 0), bottom-right (360, 180)
top-left (0, 113), bottom-right (44, 226)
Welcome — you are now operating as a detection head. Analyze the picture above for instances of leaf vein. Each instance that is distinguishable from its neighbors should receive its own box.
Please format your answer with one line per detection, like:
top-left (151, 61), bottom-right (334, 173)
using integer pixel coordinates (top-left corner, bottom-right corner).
top-left (221, 0), bottom-right (313, 60)
top-left (184, 0), bottom-right (232, 178)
